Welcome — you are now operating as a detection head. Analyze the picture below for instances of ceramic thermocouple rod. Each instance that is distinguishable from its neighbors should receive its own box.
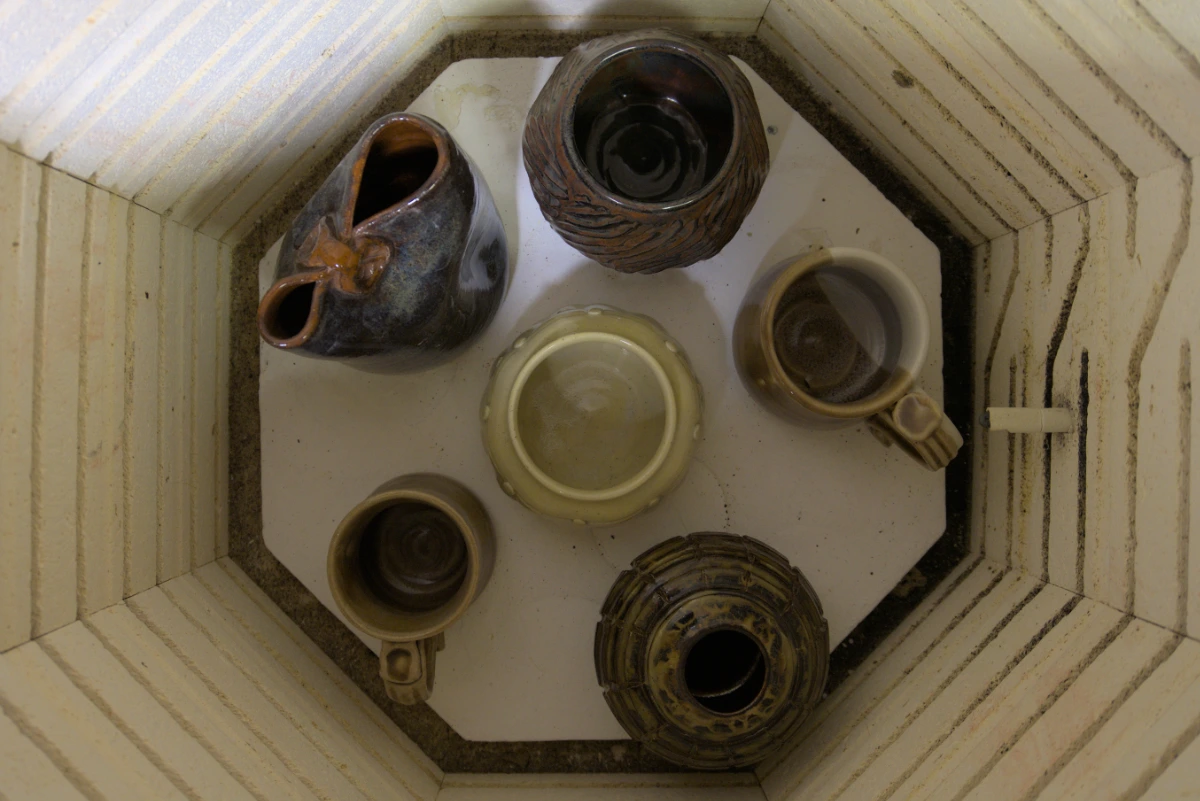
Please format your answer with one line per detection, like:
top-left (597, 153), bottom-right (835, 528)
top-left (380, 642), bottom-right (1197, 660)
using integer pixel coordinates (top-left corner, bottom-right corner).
top-left (980, 407), bottom-right (1074, 434)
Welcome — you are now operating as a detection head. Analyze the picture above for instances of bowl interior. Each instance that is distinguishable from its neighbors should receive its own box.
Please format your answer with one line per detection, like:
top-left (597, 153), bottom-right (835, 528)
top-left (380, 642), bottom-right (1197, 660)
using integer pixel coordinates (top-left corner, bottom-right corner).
top-left (514, 335), bottom-right (670, 493)
top-left (572, 49), bottom-right (734, 203)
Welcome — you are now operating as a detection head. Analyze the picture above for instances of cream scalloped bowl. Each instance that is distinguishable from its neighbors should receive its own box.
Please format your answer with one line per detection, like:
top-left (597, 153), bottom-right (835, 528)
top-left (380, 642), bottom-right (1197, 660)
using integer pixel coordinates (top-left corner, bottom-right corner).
top-left (482, 306), bottom-right (703, 526)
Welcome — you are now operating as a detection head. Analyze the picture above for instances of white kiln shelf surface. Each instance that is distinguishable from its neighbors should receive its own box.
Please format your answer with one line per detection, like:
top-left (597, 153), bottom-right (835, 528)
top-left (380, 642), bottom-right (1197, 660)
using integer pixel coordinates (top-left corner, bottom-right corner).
top-left (261, 57), bottom-right (945, 742)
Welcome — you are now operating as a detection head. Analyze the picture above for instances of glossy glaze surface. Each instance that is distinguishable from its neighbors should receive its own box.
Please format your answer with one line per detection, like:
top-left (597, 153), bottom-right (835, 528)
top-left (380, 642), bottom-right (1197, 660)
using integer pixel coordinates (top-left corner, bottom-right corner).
top-left (258, 113), bottom-right (507, 372)
top-left (523, 30), bottom-right (768, 273)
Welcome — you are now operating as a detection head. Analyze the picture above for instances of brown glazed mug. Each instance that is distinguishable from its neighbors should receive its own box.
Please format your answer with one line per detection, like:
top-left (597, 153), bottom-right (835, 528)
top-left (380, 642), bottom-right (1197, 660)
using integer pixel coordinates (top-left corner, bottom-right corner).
top-left (734, 247), bottom-right (962, 471)
top-left (327, 474), bottom-right (494, 704)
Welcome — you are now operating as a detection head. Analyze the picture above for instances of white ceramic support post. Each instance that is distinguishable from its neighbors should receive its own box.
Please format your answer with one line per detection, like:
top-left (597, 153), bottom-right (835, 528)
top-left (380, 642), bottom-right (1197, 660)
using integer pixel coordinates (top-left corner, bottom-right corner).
top-left (981, 407), bottom-right (1075, 434)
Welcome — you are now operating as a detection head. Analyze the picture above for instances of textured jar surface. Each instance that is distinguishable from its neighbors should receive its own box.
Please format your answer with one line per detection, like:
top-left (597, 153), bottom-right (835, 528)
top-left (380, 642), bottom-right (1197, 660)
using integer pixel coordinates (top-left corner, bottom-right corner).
top-left (523, 29), bottom-right (769, 274)
top-left (595, 532), bottom-right (829, 769)
top-left (481, 305), bottom-right (703, 526)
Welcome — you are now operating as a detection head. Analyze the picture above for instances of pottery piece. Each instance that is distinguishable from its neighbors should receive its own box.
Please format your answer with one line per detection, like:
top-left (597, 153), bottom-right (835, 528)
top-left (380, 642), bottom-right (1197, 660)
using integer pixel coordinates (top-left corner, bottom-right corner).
top-left (258, 112), bottom-right (507, 372)
top-left (522, 29), bottom-right (769, 274)
top-left (595, 532), bottom-right (828, 769)
top-left (327, 473), bottom-right (495, 704)
top-left (481, 305), bottom-right (702, 526)
top-left (734, 247), bottom-right (963, 471)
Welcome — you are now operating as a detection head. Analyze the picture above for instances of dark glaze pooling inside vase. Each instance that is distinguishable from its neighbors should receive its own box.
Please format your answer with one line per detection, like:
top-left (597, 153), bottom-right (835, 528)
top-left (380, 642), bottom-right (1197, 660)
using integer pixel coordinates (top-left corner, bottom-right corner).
top-left (684, 629), bottom-right (768, 715)
top-left (516, 339), bottom-right (668, 492)
top-left (357, 502), bottom-right (468, 612)
top-left (353, 121), bottom-right (441, 226)
top-left (772, 265), bottom-right (904, 404)
top-left (573, 50), bottom-right (734, 203)
top-left (265, 281), bottom-right (317, 340)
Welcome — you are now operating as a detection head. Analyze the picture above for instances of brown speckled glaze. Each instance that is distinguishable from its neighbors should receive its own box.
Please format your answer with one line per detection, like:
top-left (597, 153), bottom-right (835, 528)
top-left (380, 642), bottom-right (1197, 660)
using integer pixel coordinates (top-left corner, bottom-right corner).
top-left (523, 29), bottom-right (769, 274)
top-left (258, 112), bottom-right (507, 372)
top-left (595, 532), bottom-right (828, 769)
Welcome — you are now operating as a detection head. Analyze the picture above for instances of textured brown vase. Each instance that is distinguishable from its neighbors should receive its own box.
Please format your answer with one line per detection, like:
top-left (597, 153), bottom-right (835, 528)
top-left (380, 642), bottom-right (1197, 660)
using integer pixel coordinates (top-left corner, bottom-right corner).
top-left (523, 29), bottom-right (769, 274)
top-left (595, 533), bottom-right (828, 769)
top-left (258, 112), bottom-right (507, 372)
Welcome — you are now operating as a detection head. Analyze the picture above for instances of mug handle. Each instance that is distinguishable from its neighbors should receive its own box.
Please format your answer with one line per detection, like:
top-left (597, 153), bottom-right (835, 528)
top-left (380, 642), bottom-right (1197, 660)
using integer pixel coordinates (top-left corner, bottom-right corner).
top-left (379, 633), bottom-right (446, 704)
top-left (866, 389), bottom-right (963, 471)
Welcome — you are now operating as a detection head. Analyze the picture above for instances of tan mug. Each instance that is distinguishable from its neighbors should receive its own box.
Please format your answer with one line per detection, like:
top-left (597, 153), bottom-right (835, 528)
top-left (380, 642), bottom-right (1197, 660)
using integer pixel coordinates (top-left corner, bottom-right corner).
top-left (328, 473), bottom-right (495, 704)
top-left (734, 247), bottom-right (962, 471)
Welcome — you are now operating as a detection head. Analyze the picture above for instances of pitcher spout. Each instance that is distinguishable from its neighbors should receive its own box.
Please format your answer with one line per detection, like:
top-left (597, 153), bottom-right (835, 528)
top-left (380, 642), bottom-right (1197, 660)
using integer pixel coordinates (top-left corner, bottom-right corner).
top-left (257, 271), bottom-right (327, 349)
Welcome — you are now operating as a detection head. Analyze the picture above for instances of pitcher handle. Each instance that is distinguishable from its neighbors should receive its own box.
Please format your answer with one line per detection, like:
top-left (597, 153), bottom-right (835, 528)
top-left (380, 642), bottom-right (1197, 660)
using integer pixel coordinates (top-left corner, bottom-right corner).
top-left (867, 389), bottom-right (963, 471)
top-left (379, 633), bottom-right (446, 704)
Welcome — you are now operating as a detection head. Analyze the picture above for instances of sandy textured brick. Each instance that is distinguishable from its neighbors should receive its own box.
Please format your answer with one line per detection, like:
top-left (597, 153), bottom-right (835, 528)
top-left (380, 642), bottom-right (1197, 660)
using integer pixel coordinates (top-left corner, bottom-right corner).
top-left (889, 599), bottom-right (1124, 800)
top-left (960, 0), bottom-right (1174, 179)
top-left (0, 703), bottom-right (88, 801)
top-left (760, 2), bottom-right (1007, 242)
top-left (204, 560), bottom-right (442, 796)
top-left (78, 187), bottom-right (130, 616)
top-left (87, 603), bottom-right (321, 801)
top-left (40, 621), bottom-right (257, 801)
top-left (893, 0), bottom-right (1120, 196)
top-left (841, 0), bottom-right (1080, 215)
top-left (214, 0), bottom-right (445, 242)
top-left (777, 0), bottom-right (1040, 227)
top-left (966, 619), bottom-right (1177, 801)
top-left (1141, 724), bottom-right (1200, 800)
top-left (1039, 638), bottom-right (1200, 801)
top-left (759, 558), bottom-right (997, 781)
top-left (1038, 0), bottom-right (1200, 158)
top-left (1133, 179), bottom-right (1198, 633)
top-left (128, 587), bottom-right (373, 801)
top-left (762, 570), bottom-right (1036, 799)
top-left (215, 242), bottom-right (231, 556)
top-left (157, 220), bottom-right (193, 582)
top-left (134, 1), bottom-right (400, 215)
top-left (0, 639), bottom-right (186, 800)
top-left (125, 203), bottom-right (161, 597)
top-left (31, 168), bottom-right (86, 637)
top-left (190, 232), bottom-right (220, 569)
top-left (807, 584), bottom-right (1075, 801)
top-left (0, 149), bottom-right (39, 652)
top-left (191, 0), bottom-right (441, 236)
top-left (162, 574), bottom-right (422, 801)
top-left (973, 232), bottom-right (1023, 565)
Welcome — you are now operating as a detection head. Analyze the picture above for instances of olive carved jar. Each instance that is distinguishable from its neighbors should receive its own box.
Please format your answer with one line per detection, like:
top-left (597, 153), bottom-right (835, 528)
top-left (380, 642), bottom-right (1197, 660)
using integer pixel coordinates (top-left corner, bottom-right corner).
top-left (595, 532), bottom-right (829, 769)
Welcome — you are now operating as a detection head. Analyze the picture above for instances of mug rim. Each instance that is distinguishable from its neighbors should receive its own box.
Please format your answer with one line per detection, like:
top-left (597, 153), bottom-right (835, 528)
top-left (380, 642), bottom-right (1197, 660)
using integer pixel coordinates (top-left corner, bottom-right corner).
top-left (327, 480), bottom-right (484, 642)
top-left (563, 37), bottom-right (743, 213)
top-left (506, 330), bottom-right (679, 502)
top-left (757, 247), bottom-right (930, 419)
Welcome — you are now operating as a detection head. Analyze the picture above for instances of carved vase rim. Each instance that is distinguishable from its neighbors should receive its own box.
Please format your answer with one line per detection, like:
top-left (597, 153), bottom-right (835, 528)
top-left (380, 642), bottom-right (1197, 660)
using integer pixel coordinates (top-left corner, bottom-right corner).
top-left (563, 34), bottom-right (747, 214)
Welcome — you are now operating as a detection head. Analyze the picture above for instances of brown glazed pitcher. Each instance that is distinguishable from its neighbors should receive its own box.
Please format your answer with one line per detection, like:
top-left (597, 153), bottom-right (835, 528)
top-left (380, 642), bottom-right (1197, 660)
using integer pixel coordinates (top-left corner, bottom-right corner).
top-left (258, 113), bottom-right (507, 372)
top-left (328, 474), bottom-right (495, 705)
